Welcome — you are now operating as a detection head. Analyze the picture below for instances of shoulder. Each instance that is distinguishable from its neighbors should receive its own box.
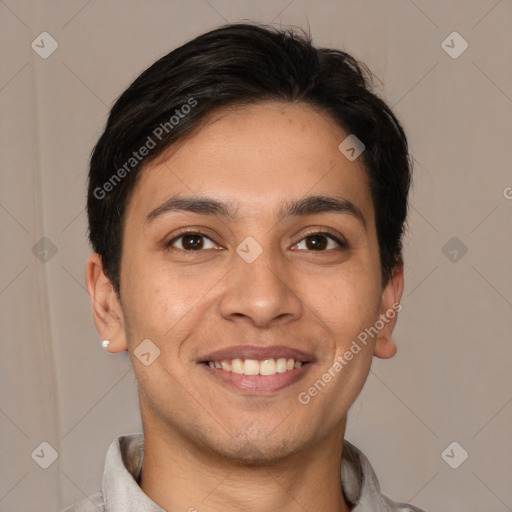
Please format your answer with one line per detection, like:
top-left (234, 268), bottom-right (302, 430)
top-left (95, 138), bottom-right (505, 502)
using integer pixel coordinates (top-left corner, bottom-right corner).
top-left (61, 490), bottom-right (105, 512)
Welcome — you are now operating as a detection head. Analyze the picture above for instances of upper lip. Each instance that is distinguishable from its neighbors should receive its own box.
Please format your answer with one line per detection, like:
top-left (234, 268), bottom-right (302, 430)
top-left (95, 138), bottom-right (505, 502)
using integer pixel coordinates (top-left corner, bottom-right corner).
top-left (199, 345), bottom-right (315, 363)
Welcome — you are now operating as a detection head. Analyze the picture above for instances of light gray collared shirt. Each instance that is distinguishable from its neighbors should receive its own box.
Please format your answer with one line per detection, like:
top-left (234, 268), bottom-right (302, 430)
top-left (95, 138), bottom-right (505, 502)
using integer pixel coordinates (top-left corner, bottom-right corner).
top-left (62, 433), bottom-right (425, 512)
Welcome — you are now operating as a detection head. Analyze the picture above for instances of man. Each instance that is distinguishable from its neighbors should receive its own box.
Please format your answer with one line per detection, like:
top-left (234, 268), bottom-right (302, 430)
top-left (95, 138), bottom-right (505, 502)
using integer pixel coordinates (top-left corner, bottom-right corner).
top-left (65, 22), bottom-right (424, 512)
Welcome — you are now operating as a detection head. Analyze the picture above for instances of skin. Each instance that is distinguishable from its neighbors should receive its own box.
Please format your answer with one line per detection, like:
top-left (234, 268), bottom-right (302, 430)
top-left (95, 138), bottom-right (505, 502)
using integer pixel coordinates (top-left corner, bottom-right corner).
top-left (86, 101), bottom-right (404, 512)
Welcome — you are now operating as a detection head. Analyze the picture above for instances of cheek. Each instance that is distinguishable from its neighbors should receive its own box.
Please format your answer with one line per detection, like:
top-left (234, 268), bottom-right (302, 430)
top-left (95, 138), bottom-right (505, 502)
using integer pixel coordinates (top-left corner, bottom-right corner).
top-left (302, 268), bottom-right (379, 410)
top-left (120, 255), bottom-right (173, 337)
top-left (120, 254), bottom-right (216, 342)
top-left (302, 261), bottom-right (381, 343)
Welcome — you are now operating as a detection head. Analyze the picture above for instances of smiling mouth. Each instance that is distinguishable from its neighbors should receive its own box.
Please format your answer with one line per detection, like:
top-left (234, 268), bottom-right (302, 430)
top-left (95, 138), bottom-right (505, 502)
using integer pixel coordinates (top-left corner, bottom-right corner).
top-left (203, 357), bottom-right (305, 376)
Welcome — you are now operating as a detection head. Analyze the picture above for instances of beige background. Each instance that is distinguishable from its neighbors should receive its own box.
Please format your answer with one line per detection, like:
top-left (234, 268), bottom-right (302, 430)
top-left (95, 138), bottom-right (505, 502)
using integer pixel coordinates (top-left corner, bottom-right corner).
top-left (1, 1), bottom-right (511, 511)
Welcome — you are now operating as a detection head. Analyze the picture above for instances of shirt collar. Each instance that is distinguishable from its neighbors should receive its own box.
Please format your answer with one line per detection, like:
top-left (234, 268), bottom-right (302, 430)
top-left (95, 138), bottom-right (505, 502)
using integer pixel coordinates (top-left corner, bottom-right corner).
top-left (103, 434), bottom-right (164, 511)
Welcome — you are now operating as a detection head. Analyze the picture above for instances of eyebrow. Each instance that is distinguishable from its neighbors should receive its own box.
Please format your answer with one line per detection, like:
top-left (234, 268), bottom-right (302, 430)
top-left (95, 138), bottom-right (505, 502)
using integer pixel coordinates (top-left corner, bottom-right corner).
top-left (145, 194), bottom-right (366, 229)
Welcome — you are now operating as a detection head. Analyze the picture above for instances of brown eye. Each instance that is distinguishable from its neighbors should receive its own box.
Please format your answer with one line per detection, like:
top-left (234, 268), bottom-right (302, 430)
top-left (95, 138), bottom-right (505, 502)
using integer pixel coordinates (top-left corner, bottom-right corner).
top-left (295, 232), bottom-right (345, 251)
top-left (305, 234), bottom-right (328, 250)
top-left (167, 232), bottom-right (217, 251)
top-left (181, 234), bottom-right (204, 250)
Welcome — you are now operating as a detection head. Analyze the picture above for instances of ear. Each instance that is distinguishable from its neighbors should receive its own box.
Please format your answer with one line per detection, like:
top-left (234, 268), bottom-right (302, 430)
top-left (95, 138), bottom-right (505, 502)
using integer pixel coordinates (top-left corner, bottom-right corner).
top-left (85, 253), bottom-right (128, 353)
top-left (373, 265), bottom-right (404, 359)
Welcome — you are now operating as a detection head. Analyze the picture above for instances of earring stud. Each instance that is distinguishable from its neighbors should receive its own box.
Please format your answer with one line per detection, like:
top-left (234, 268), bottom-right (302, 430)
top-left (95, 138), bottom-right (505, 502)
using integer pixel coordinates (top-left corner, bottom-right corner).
top-left (101, 339), bottom-right (110, 350)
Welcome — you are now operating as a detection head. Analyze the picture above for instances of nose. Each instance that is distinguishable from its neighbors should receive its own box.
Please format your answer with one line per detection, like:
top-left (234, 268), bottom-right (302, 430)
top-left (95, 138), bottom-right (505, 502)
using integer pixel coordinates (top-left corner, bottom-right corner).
top-left (219, 244), bottom-right (303, 329)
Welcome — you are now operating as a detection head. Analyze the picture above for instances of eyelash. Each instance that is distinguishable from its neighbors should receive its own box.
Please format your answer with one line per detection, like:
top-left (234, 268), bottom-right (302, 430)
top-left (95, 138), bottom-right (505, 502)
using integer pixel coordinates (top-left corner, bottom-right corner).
top-left (165, 229), bottom-right (347, 252)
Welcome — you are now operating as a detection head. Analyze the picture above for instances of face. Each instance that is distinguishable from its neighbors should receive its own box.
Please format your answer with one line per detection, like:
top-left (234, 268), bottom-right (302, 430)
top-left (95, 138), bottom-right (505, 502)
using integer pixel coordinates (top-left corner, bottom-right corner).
top-left (89, 101), bottom-right (402, 463)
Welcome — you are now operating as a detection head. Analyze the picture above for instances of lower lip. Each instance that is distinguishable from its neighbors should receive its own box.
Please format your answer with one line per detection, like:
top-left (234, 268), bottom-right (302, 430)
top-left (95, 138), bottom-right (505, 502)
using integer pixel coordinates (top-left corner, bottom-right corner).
top-left (201, 363), bottom-right (310, 393)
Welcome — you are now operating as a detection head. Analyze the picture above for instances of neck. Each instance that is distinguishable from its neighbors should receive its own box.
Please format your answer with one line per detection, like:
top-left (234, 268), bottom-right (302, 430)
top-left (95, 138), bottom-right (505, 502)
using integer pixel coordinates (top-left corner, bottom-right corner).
top-left (139, 415), bottom-right (352, 512)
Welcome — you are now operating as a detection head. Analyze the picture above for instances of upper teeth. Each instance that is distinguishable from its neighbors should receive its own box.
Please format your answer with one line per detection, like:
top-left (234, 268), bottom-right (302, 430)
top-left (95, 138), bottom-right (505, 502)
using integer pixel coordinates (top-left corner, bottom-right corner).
top-left (208, 358), bottom-right (303, 375)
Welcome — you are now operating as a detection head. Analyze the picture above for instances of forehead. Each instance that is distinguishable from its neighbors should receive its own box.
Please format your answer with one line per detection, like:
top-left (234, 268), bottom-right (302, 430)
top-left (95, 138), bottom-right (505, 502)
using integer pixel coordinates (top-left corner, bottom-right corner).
top-left (127, 101), bottom-right (374, 224)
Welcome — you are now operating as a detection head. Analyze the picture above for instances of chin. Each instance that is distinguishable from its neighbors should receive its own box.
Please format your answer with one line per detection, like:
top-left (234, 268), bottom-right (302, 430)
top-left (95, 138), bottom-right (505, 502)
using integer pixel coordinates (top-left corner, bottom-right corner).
top-left (205, 430), bottom-right (308, 467)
